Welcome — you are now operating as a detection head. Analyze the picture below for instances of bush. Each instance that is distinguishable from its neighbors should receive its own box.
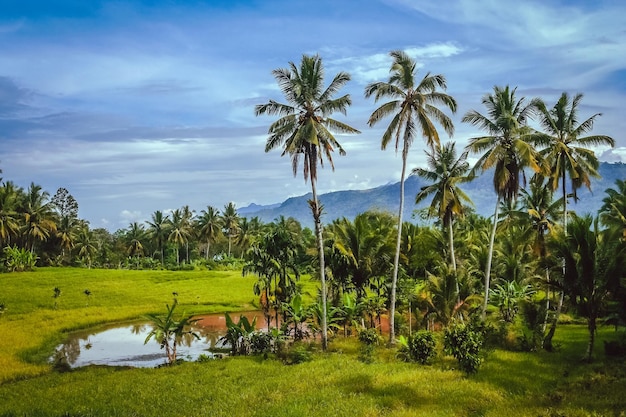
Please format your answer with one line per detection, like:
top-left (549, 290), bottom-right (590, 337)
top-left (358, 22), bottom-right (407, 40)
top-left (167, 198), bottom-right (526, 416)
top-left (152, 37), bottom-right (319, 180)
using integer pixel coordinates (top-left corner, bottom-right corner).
top-left (358, 328), bottom-right (381, 363)
top-left (280, 343), bottom-right (313, 365)
top-left (409, 331), bottom-right (437, 364)
top-left (444, 323), bottom-right (484, 374)
top-left (250, 331), bottom-right (273, 355)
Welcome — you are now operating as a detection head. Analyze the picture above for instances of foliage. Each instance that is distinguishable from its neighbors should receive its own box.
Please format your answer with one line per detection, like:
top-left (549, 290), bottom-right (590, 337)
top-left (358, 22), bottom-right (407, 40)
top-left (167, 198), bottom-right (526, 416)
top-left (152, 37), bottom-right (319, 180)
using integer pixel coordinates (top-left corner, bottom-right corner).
top-left (144, 301), bottom-right (200, 365)
top-left (405, 331), bottom-right (437, 364)
top-left (490, 280), bottom-right (534, 323)
top-left (3, 246), bottom-right (38, 272)
top-left (357, 327), bottom-right (381, 363)
top-left (444, 322), bottom-right (484, 374)
top-left (219, 312), bottom-right (258, 356)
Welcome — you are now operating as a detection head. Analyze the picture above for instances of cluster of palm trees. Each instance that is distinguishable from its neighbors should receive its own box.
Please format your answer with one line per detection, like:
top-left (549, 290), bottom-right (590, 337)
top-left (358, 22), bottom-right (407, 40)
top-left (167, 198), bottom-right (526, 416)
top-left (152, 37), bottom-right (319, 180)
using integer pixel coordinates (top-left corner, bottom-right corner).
top-left (255, 51), bottom-right (623, 357)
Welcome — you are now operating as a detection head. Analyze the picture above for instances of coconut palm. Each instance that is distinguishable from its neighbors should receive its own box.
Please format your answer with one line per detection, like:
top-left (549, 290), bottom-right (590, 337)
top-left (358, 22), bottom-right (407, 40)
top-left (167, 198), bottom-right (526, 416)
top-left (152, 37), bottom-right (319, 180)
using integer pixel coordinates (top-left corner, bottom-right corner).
top-left (146, 210), bottom-right (169, 265)
top-left (414, 141), bottom-right (472, 298)
top-left (255, 54), bottom-right (360, 349)
top-left (364, 50), bottom-right (456, 343)
top-left (0, 181), bottom-right (21, 247)
top-left (168, 209), bottom-right (189, 266)
top-left (126, 221), bottom-right (146, 261)
top-left (548, 215), bottom-right (626, 362)
top-left (600, 179), bottom-right (626, 238)
top-left (74, 226), bottom-right (97, 268)
top-left (533, 92), bottom-right (614, 347)
top-left (196, 205), bottom-right (221, 260)
top-left (463, 85), bottom-right (542, 319)
top-left (221, 202), bottom-right (239, 257)
top-left (534, 92), bottom-right (615, 229)
top-left (21, 183), bottom-right (57, 254)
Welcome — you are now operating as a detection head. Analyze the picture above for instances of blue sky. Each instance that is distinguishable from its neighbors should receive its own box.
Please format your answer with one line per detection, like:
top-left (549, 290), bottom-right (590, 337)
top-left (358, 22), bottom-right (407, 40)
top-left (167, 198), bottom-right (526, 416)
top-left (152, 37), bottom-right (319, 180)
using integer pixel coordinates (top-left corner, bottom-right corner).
top-left (1, 0), bottom-right (624, 230)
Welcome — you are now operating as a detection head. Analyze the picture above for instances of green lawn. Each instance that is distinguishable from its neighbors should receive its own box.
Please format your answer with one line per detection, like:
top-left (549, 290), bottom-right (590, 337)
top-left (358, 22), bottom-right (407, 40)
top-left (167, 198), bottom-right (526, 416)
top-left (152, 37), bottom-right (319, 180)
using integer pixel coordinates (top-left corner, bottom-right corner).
top-left (1, 268), bottom-right (625, 416)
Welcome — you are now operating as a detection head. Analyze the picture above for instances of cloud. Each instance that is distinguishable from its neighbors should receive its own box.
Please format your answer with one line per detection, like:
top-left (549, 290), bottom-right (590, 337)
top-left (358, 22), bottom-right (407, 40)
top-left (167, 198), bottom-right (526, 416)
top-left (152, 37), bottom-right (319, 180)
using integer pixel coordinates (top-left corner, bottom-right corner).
top-left (600, 147), bottom-right (626, 163)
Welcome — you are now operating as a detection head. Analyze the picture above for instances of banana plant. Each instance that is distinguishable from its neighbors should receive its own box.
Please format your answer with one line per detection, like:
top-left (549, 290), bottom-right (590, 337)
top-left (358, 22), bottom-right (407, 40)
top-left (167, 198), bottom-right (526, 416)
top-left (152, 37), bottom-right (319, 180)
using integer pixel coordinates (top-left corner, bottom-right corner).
top-left (144, 301), bottom-right (200, 365)
top-left (219, 312), bottom-right (257, 356)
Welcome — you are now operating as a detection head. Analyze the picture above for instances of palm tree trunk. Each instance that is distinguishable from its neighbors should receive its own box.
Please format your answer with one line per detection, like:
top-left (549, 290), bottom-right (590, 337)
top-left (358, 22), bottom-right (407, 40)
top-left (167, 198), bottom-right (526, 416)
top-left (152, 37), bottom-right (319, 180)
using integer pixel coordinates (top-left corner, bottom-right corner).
top-left (311, 177), bottom-right (328, 350)
top-left (482, 196), bottom-right (501, 320)
top-left (545, 174), bottom-right (568, 349)
top-left (206, 240), bottom-right (210, 260)
top-left (389, 145), bottom-right (408, 345)
top-left (449, 220), bottom-right (459, 302)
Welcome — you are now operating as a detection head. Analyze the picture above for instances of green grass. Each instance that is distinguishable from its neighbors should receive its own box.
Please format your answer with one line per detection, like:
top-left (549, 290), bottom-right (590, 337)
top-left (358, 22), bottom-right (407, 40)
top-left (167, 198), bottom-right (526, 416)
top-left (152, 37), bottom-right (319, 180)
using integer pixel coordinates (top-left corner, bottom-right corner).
top-left (1, 268), bottom-right (625, 416)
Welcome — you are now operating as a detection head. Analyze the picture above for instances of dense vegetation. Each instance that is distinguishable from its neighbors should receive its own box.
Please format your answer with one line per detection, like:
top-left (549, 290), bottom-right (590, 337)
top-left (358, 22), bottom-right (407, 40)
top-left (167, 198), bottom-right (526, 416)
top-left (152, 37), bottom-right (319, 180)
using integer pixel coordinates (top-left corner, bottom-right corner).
top-left (0, 51), bottom-right (625, 415)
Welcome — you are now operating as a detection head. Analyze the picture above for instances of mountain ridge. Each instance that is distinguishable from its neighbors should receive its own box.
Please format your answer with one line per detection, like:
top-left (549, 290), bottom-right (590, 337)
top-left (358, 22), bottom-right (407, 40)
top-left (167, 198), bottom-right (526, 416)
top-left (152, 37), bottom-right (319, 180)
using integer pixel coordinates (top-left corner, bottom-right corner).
top-left (241, 162), bottom-right (626, 228)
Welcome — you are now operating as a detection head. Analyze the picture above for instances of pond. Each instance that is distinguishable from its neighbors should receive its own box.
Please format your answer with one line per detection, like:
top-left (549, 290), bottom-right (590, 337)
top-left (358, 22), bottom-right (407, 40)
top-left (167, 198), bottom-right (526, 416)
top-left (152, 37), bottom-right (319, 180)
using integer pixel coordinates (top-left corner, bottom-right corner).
top-left (51, 311), bottom-right (264, 368)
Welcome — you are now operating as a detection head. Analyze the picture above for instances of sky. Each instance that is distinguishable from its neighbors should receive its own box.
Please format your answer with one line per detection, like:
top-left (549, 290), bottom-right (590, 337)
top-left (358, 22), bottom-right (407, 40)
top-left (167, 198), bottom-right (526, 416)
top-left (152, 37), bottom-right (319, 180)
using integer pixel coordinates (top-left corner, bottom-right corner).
top-left (0, 0), bottom-right (624, 231)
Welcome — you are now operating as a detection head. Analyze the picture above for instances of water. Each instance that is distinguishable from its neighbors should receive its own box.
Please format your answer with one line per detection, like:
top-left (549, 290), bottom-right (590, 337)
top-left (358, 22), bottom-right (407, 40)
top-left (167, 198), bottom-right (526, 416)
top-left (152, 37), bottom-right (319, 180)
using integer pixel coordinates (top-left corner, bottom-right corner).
top-left (52, 311), bottom-right (263, 368)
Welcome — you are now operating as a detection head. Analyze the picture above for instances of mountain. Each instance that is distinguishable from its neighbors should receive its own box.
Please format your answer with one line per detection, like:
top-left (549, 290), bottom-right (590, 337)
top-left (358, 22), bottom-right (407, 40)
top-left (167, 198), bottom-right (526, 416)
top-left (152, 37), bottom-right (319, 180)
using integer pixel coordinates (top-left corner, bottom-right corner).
top-left (240, 162), bottom-right (626, 228)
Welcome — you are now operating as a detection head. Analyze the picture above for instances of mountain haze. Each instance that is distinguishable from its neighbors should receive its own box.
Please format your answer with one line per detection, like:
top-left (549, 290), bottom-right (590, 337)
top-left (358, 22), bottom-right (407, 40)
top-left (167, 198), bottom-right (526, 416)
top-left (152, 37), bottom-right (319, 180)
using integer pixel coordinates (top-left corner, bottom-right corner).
top-left (240, 162), bottom-right (626, 228)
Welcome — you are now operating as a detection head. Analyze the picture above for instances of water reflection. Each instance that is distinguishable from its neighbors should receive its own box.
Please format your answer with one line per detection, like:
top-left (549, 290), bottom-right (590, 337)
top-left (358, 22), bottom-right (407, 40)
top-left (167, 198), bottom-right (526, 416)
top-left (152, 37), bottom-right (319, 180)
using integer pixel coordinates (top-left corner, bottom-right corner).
top-left (52, 311), bottom-right (262, 368)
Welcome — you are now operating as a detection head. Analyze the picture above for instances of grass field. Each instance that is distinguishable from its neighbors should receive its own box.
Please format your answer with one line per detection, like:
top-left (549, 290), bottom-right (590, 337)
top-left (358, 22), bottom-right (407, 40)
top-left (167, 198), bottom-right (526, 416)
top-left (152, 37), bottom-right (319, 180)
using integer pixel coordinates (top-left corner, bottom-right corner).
top-left (1, 268), bottom-right (625, 416)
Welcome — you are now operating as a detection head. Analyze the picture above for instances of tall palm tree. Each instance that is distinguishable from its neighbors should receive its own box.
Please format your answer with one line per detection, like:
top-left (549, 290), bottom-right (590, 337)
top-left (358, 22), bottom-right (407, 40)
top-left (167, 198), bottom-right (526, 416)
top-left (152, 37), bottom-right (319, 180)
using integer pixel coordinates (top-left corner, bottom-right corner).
top-left (255, 54), bottom-right (360, 349)
top-left (534, 92), bottom-right (615, 229)
top-left (533, 92), bottom-right (614, 347)
top-left (168, 209), bottom-right (189, 266)
top-left (180, 205), bottom-right (195, 263)
top-left (414, 141), bottom-right (472, 299)
top-left (196, 205), bottom-right (221, 259)
top-left (146, 210), bottom-right (169, 265)
top-left (365, 50), bottom-right (456, 343)
top-left (221, 202), bottom-right (239, 257)
top-left (463, 85), bottom-right (542, 319)
top-left (126, 221), bottom-right (146, 259)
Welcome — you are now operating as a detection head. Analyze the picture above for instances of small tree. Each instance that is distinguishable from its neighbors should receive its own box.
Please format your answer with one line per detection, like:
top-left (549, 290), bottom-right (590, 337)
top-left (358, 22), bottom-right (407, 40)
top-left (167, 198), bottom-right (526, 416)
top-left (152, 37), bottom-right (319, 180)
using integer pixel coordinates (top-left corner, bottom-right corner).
top-left (144, 301), bottom-right (200, 365)
top-left (444, 323), bottom-right (484, 374)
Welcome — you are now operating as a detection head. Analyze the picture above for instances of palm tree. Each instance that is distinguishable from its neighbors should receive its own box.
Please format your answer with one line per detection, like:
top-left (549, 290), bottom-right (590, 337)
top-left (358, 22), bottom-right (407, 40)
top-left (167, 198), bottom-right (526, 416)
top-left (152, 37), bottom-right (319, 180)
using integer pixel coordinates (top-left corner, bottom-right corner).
top-left (196, 205), bottom-right (221, 259)
top-left (126, 221), bottom-right (146, 261)
top-left (146, 210), bottom-right (169, 265)
top-left (463, 85), bottom-right (542, 320)
top-left (221, 202), bottom-right (239, 257)
top-left (330, 212), bottom-right (395, 301)
top-left (548, 215), bottom-right (626, 362)
top-left (255, 54), bottom-right (360, 349)
top-left (414, 141), bottom-right (472, 298)
top-left (168, 209), bottom-right (189, 266)
top-left (180, 205), bottom-right (195, 263)
top-left (534, 92), bottom-right (615, 229)
top-left (74, 226), bottom-right (97, 268)
top-left (533, 92), bottom-right (614, 347)
top-left (600, 179), bottom-right (626, 238)
top-left (0, 181), bottom-right (20, 247)
top-left (21, 183), bottom-right (57, 253)
top-left (364, 50), bottom-right (456, 343)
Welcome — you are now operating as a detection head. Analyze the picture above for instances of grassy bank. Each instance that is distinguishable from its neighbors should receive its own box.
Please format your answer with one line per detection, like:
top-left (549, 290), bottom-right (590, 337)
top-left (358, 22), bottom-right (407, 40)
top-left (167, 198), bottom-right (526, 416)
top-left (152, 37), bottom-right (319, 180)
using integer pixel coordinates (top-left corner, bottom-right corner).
top-left (1, 268), bottom-right (625, 416)
top-left (0, 268), bottom-right (261, 382)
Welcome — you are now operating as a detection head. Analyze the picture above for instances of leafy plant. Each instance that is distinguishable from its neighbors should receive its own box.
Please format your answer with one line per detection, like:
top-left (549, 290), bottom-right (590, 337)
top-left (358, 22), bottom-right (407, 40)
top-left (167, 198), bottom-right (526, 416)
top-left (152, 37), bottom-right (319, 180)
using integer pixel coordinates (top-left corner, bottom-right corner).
top-left (444, 323), bottom-right (484, 374)
top-left (358, 327), bottom-right (380, 363)
top-left (3, 246), bottom-right (38, 272)
top-left (144, 301), bottom-right (200, 365)
top-left (53, 287), bottom-right (61, 309)
top-left (219, 312), bottom-right (258, 356)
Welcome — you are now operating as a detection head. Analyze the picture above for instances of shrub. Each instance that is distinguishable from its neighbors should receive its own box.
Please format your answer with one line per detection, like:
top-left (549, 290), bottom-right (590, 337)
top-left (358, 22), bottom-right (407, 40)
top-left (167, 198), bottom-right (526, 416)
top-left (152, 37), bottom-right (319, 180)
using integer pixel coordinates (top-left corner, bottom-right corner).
top-left (280, 343), bottom-right (312, 365)
top-left (444, 323), bottom-right (484, 374)
top-left (409, 331), bottom-right (437, 364)
top-left (3, 246), bottom-right (38, 272)
top-left (358, 327), bottom-right (381, 363)
top-left (250, 331), bottom-right (273, 355)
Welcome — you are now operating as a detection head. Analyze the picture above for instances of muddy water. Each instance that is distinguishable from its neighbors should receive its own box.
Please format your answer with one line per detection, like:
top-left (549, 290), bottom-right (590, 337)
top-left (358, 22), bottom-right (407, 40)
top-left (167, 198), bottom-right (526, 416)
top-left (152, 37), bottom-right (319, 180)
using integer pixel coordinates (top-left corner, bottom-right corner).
top-left (52, 311), bottom-right (264, 368)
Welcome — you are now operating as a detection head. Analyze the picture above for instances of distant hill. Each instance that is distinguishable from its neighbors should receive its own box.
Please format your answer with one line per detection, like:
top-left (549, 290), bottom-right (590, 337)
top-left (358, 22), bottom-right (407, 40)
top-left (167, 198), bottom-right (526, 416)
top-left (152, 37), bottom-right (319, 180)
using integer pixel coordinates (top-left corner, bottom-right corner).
top-left (241, 162), bottom-right (626, 228)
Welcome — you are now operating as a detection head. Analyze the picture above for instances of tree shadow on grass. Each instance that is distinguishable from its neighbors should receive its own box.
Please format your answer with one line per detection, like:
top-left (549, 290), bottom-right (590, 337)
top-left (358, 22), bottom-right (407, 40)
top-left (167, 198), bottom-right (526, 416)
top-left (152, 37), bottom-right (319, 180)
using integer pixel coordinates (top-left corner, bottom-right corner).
top-left (337, 373), bottom-right (425, 411)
